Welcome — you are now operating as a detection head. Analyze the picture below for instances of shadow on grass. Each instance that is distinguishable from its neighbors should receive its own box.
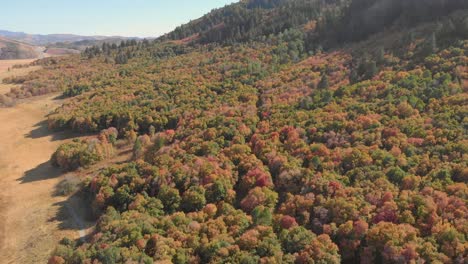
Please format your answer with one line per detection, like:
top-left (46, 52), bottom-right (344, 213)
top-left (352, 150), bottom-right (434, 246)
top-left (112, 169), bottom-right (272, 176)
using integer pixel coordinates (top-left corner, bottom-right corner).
top-left (49, 190), bottom-right (96, 242)
top-left (53, 94), bottom-right (67, 101)
top-left (20, 163), bottom-right (96, 242)
top-left (25, 119), bottom-right (96, 143)
top-left (17, 161), bottom-right (62, 184)
top-left (23, 120), bottom-right (71, 141)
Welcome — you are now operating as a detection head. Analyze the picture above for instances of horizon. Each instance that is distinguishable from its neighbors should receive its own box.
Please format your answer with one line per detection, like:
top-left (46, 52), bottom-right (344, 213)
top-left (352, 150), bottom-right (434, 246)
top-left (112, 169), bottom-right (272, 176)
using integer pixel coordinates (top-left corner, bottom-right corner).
top-left (0, 0), bottom-right (238, 38)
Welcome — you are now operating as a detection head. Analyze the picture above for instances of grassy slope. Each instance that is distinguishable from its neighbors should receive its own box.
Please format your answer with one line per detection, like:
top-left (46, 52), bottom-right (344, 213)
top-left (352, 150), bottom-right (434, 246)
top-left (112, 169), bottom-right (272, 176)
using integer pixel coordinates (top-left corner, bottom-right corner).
top-left (0, 37), bottom-right (42, 60)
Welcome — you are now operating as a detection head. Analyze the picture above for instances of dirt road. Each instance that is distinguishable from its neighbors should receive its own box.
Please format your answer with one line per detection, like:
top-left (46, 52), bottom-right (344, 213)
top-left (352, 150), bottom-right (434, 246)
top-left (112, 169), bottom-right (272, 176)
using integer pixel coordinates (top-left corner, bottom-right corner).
top-left (0, 63), bottom-right (92, 263)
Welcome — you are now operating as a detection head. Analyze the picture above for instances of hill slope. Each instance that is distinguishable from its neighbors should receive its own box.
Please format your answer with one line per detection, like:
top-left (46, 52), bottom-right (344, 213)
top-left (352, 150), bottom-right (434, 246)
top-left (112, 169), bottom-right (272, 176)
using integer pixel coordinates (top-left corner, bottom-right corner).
top-left (163, 0), bottom-right (468, 48)
top-left (0, 37), bottom-right (42, 59)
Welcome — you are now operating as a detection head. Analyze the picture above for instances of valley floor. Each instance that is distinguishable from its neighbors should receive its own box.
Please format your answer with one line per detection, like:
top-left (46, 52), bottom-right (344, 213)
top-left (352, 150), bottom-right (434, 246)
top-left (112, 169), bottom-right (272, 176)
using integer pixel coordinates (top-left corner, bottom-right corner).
top-left (0, 64), bottom-right (91, 264)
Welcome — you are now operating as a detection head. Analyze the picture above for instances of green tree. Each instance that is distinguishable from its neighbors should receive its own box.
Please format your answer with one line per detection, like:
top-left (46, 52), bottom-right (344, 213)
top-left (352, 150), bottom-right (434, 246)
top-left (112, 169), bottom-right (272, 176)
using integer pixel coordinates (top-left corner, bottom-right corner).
top-left (251, 206), bottom-right (273, 226)
top-left (349, 68), bottom-right (359, 84)
top-left (115, 53), bottom-right (128, 64)
top-left (206, 180), bottom-right (227, 203)
top-left (375, 46), bottom-right (385, 65)
top-left (318, 74), bottom-right (330, 89)
top-left (133, 138), bottom-right (143, 159)
top-left (387, 166), bottom-right (407, 184)
top-left (157, 186), bottom-right (181, 213)
top-left (97, 247), bottom-right (121, 264)
top-left (365, 60), bottom-right (378, 79)
top-left (149, 125), bottom-right (156, 137)
top-left (181, 186), bottom-right (206, 212)
top-left (429, 32), bottom-right (437, 53)
top-left (280, 226), bottom-right (316, 253)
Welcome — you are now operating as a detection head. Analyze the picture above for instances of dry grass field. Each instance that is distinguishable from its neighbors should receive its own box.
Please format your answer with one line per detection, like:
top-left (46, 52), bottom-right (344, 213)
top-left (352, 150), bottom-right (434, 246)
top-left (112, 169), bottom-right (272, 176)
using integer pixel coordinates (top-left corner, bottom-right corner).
top-left (0, 59), bottom-right (41, 95)
top-left (0, 62), bottom-right (93, 264)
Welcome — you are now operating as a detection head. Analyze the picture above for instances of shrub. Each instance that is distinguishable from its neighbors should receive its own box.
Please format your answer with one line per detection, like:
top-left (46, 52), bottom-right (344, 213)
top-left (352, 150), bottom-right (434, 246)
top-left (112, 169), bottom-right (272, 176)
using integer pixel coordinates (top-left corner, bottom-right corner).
top-left (55, 179), bottom-right (78, 196)
top-left (51, 138), bottom-right (114, 171)
top-left (63, 84), bottom-right (90, 97)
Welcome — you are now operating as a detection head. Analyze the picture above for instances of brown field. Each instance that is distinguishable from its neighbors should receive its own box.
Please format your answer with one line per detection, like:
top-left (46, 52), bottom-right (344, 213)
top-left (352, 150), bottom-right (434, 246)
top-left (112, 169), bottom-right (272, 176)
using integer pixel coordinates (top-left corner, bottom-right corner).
top-left (0, 59), bottom-right (36, 72)
top-left (0, 65), bottom-right (93, 263)
top-left (45, 48), bottom-right (80, 56)
top-left (0, 59), bottom-right (41, 95)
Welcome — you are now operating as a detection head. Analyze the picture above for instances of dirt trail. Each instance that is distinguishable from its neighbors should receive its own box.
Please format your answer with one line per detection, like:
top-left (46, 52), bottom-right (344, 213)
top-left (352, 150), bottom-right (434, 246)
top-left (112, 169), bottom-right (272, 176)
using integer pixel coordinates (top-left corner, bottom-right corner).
top-left (0, 65), bottom-right (92, 263)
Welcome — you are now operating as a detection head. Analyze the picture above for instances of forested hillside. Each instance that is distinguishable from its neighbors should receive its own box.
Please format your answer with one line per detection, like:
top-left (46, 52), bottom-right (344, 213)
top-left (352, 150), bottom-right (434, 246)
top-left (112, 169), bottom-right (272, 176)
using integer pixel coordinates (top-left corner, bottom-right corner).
top-left (163, 0), bottom-right (468, 48)
top-left (4, 0), bottom-right (466, 263)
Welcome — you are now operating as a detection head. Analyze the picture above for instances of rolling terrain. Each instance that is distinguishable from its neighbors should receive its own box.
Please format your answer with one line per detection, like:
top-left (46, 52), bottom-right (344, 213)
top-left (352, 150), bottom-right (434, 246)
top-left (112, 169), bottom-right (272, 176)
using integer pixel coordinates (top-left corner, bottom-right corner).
top-left (0, 29), bottom-right (141, 55)
top-left (0, 36), bottom-right (79, 60)
top-left (0, 29), bottom-right (131, 46)
top-left (0, 37), bottom-right (44, 59)
top-left (0, 30), bottom-right (139, 60)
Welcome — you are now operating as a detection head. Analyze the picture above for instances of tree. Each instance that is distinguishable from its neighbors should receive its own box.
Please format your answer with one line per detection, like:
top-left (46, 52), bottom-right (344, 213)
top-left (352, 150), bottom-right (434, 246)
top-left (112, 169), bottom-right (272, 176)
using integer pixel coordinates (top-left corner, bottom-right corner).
top-left (280, 215), bottom-right (298, 229)
top-left (97, 247), bottom-right (121, 264)
top-left (296, 235), bottom-right (340, 264)
top-left (429, 32), bottom-right (437, 53)
top-left (126, 130), bottom-right (137, 144)
top-left (387, 166), bottom-right (407, 184)
top-left (280, 226), bottom-right (316, 253)
top-left (365, 60), bottom-right (378, 79)
top-left (115, 53), bottom-right (128, 64)
top-left (364, 222), bottom-right (421, 263)
top-left (422, 32), bottom-right (438, 56)
top-left (181, 186), bottom-right (206, 212)
top-left (206, 180), bottom-right (227, 203)
top-left (349, 68), bottom-right (359, 84)
top-left (375, 46), bottom-right (385, 65)
top-left (251, 206), bottom-right (273, 226)
top-left (133, 138), bottom-right (143, 159)
top-left (149, 125), bottom-right (156, 137)
top-left (318, 74), bottom-right (330, 89)
top-left (240, 187), bottom-right (278, 213)
top-left (157, 186), bottom-right (181, 213)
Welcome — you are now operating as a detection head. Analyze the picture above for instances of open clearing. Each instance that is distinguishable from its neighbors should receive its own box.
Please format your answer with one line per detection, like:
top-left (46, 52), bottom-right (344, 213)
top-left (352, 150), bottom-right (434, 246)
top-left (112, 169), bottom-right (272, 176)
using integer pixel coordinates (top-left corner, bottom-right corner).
top-left (0, 62), bottom-right (92, 264)
top-left (0, 59), bottom-right (41, 95)
top-left (0, 59), bottom-right (36, 73)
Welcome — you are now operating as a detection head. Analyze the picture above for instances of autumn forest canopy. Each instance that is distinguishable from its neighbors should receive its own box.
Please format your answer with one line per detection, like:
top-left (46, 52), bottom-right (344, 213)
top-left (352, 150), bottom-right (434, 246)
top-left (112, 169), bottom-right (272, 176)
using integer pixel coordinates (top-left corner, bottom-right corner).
top-left (2, 0), bottom-right (467, 263)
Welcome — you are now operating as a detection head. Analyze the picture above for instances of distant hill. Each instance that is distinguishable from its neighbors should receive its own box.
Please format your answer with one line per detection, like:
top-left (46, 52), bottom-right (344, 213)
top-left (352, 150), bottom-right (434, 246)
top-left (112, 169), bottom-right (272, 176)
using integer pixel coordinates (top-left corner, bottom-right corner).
top-left (47, 37), bottom-right (141, 52)
top-left (0, 30), bottom-right (143, 59)
top-left (0, 29), bottom-right (135, 46)
top-left (0, 36), bottom-right (42, 59)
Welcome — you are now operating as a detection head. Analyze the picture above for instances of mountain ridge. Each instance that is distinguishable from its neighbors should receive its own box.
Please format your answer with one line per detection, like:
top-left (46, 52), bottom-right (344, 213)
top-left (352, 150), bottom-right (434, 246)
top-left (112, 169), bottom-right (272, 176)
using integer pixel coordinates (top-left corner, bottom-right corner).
top-left (0, 29), bottom-right (140, 46)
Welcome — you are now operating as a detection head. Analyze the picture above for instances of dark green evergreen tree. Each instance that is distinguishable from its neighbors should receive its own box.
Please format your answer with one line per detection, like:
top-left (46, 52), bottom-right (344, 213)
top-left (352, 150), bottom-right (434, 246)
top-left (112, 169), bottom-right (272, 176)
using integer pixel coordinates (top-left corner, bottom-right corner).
top-left (318, 74), bottom-right (330, 89)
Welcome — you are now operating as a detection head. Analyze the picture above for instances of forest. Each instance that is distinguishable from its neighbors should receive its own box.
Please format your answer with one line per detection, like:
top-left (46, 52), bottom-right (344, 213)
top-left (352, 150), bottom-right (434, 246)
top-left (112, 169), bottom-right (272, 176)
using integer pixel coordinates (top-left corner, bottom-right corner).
top-left (1, 0), bottom-right (466, 263)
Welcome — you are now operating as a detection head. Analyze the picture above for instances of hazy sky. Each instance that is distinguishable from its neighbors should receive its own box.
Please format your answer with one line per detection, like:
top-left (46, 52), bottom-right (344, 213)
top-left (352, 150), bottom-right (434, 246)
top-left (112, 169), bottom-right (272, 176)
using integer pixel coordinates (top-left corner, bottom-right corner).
top-left (0, 0), bottom-right (237, 37)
